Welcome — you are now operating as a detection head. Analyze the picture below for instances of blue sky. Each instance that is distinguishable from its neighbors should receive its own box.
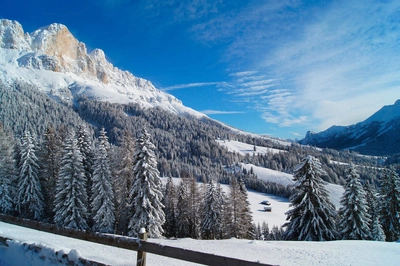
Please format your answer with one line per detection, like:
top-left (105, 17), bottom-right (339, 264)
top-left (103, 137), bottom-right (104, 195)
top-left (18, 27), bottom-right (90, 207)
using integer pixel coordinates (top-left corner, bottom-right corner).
top-left (2, 0), bottom-right (400, 139)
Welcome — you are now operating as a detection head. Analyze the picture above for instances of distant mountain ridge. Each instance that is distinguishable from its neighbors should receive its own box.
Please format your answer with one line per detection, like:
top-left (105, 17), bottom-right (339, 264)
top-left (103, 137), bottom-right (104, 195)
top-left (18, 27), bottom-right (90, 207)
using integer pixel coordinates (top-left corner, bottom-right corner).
top-left (299, 100), bottom-right (400, 156)
top-left (0, 19), bottom-right (204, 117)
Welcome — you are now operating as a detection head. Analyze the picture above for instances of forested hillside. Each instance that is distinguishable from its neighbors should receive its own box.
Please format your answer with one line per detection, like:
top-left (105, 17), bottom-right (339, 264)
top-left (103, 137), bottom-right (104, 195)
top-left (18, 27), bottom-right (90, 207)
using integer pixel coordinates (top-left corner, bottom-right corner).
top-left (0, 79), bottom-right (392, 189)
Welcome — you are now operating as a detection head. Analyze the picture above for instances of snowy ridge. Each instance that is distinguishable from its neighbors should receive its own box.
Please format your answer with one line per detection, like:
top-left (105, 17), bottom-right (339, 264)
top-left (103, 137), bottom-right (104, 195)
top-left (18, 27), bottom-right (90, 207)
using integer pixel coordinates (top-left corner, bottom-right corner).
top-left (0, 19), bottom-right (204, 118)
top-left (299, 99), bottom-right (400, 155)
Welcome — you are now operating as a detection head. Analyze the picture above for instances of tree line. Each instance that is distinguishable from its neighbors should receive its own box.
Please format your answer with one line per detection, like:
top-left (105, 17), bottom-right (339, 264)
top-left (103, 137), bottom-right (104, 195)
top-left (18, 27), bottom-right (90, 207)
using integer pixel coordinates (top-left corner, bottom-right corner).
top-left (1, 122), bottom-right (399, 241)
top-left (0, 122), bottom-right (254, 239)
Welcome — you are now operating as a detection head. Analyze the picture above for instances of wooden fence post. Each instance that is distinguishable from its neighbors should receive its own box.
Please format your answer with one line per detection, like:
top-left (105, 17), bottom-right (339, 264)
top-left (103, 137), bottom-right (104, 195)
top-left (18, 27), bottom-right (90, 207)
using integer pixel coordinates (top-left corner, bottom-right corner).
top-left (136, 228), bottom-right (147, 266)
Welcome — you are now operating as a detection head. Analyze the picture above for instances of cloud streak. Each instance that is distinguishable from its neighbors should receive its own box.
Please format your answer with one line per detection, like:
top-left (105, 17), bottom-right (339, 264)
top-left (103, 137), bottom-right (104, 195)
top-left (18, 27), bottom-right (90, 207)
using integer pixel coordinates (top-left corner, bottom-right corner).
top-left (163, 82), bottom-right (227, 91)
top-left (201, 110), bottom-right (244, 115)
top-left (187, 0), bottom-right (400, 132)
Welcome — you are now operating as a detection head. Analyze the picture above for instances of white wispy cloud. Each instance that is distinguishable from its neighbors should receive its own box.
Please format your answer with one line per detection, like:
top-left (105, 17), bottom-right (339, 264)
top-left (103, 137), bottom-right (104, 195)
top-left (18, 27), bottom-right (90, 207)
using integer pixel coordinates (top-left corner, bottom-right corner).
top-left (201, 110), bottom-right (244, 115)
top-left (163, 82), bottom-right (227, 91)
top-left (263, 0), bottom-right (400, 130)
top-left (191, 0), bottom-right (400, 131)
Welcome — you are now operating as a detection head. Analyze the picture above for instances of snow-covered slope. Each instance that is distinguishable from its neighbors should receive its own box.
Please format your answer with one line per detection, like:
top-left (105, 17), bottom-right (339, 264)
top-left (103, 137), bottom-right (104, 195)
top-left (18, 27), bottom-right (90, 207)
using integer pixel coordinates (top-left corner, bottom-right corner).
top-left (1, 221), bottom-right (399, 266)
top-left (215, 140), bottom-right (344, 209)
top-left (0, 19), bottom-right (204, 117)
top-left (299, 100), bottom-right (400, 155)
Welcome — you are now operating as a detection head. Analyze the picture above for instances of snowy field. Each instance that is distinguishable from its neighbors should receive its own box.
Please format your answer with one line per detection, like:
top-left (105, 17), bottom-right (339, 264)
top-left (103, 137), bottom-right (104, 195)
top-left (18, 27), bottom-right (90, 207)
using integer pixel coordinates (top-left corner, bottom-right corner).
top-left (216, 139), bottom-right (285, 156)
top-left (1, 221), bottom-right (399, 266)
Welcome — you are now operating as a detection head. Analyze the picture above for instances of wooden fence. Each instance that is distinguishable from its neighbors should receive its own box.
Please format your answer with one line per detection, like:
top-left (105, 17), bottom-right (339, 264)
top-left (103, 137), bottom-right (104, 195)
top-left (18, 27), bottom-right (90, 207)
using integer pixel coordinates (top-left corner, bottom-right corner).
top-left (0, 214), bottom-right (274, 266)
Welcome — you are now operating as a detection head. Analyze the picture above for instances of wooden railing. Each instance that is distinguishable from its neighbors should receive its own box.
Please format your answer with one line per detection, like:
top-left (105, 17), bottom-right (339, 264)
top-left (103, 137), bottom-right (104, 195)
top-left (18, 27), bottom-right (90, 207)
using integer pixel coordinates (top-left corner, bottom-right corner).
top-left (0, 214), bottom-right (274, 266)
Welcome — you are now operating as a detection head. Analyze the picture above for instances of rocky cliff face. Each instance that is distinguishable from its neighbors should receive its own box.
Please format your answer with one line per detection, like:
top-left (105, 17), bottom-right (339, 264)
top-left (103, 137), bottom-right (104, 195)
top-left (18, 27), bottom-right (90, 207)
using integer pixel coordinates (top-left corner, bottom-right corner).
top-left (0, 19), bottom-right (203, 117)
top-left (1, 20), bottom-right (114, 83)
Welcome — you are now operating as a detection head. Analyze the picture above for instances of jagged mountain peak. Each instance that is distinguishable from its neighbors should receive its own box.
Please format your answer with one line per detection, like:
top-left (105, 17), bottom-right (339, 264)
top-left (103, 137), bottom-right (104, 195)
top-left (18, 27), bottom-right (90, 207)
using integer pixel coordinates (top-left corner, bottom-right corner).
top-left (0, 19), bottom-right (30, 50)
top-left (0, 18), bottom-right (204, 118)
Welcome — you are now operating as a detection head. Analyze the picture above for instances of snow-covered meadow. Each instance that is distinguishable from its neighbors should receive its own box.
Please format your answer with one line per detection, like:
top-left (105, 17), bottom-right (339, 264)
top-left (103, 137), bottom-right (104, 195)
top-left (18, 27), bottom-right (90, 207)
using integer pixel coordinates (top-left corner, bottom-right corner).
top-left (1, 220), bottom-right (399, 266)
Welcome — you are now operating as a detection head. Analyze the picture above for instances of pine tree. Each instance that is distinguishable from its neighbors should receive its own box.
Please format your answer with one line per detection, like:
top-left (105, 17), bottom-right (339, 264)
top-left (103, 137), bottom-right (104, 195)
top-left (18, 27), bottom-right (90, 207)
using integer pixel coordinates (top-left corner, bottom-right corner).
top-left (380, 168), bottom-right (400, 242)
top-left (187, 175), bottom-right (202, 239)
top-left (16, 131), bottom-right (44, 220)
top-left (0, 123), bottom-right (16, 214)
top-left (283, 155), bottom-right (338, 241)
top-left (114, 130), bottom-right (135, 234)
top-left (364, 182), bottom-right (385, 241)
top-left (201, 179), bottom-right (223, 239)
top-left (238, 177), bottom-right (254, 239)
top-left (337, 164), bottom-right (370, 240)
top-left (127, 127), bottom-right (165, 238)
top-left (262, 222), bottom-right (270, 240)
top-left (76, 124), bottom-right (94, 217)
top-left (163, 175), bottom-right (177, 238)
top-left (54, 132), bottom-right (89, 230)
top-left (176, 180), bottom-right (191, 238)
top-left (91, 127), bottom-right (116, 233)
top-left (228, 175), bottom-right (242, 238)
top-left (39, 125), bottom-right (62, 220)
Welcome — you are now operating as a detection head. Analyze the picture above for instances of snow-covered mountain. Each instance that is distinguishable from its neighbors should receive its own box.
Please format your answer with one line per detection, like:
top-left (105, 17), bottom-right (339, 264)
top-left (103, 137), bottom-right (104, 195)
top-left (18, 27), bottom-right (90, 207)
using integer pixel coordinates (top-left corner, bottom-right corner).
top-left (0, 19), bottom-right (204, 117)
top-left (299, 100), bottom-right (400, 155)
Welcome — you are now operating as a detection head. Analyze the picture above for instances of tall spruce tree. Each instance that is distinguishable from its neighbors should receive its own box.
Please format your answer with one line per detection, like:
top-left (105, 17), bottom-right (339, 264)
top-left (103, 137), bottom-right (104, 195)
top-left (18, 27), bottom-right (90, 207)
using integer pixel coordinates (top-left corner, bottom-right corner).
top-left (114, 130), bottom-right (135, 234)
top-left (163, 175), bottom-right (177, 238)
top-left (176, 180), bottom-right (191, 238)
top-left (127, 127), bottom-right (165, 238)
top-left (0, 123), bottom-right (16, 214)
top-left (283, 155), bottom-right (337, 241)
top-left (380, 168), bottom-right (400, 242)
top-left (187, 175), bottom-right (202, 239)
top-left (227, 176), bottom-right (241, 238)
top-left (338, 164), bottom-right (371, 240)
top-left (16, 131), bottom-right (44, 220)
top-left (364, 181), bottom-right (385, 241)
top-left (54, 132), bottom-right (89, 230)
top-left (201, 179), bottom-right (223, 239)
top-left (39, 125), bottom-right (62, 220)
top-left (76, 124), bottom-right (94, 217)
top-left (238, 177), bottom-right (255, 239)
top-left (91, 127), bottom-right (116, 233)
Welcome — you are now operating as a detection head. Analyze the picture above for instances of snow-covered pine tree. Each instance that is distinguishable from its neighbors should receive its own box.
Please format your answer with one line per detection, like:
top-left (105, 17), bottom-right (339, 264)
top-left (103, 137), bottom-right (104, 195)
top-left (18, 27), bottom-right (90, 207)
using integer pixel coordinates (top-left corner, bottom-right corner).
top-left (39, 125), bottom-right (62, 220)
top-left (54, 132), bottom-right (89, 230)
top-left (201, 179), bottom-right (223, 239)
top-left (176, 180), bottom-right (191, 238)
top-left (262, 222), bottom-right (270, 240)
top-left (337, 164), bottom-right (371, 240)
top-left (228, 175), bottom-right (241, 238)
top-left (163, 175), bottom-right (177, 238)
top-left (91, 127), bottom-right (116, 233)
top-left (187, 175), bottom-right (202, 239)
top-left (114, 130), bottom-right (135, 234)
top-left (127, 127), bottom-right (165, 238)
top-left (76, 124), bottom-right (94, 217)
top-left (0, 123), bottom-right (16, 214)
top-left (364, 181), bottom-right (385, 241)
top-left (220, 181), bottom-right (233, 239)
top-left (16, 131), bottom-right (45, 220)
top-left (283, 155), bottom-right (338, 241)
top-left (238, 177), bottom-right (255, 239)
top-left (379, 168), bottom-right (400, 242)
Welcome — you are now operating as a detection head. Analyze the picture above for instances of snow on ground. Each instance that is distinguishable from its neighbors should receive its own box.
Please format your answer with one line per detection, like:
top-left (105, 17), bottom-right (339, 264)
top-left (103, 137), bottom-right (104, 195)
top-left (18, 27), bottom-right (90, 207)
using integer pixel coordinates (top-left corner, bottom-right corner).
top-left (1, 221), bottom-right (399, 266)
top-left (215, 140), bottom-right (345, 209)
top-left (216, 139), bottom-right (284, 156)
top-left (239, 163), bottom-right (344, 210)
top-left (160, 176), bottom-right (289, 228)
